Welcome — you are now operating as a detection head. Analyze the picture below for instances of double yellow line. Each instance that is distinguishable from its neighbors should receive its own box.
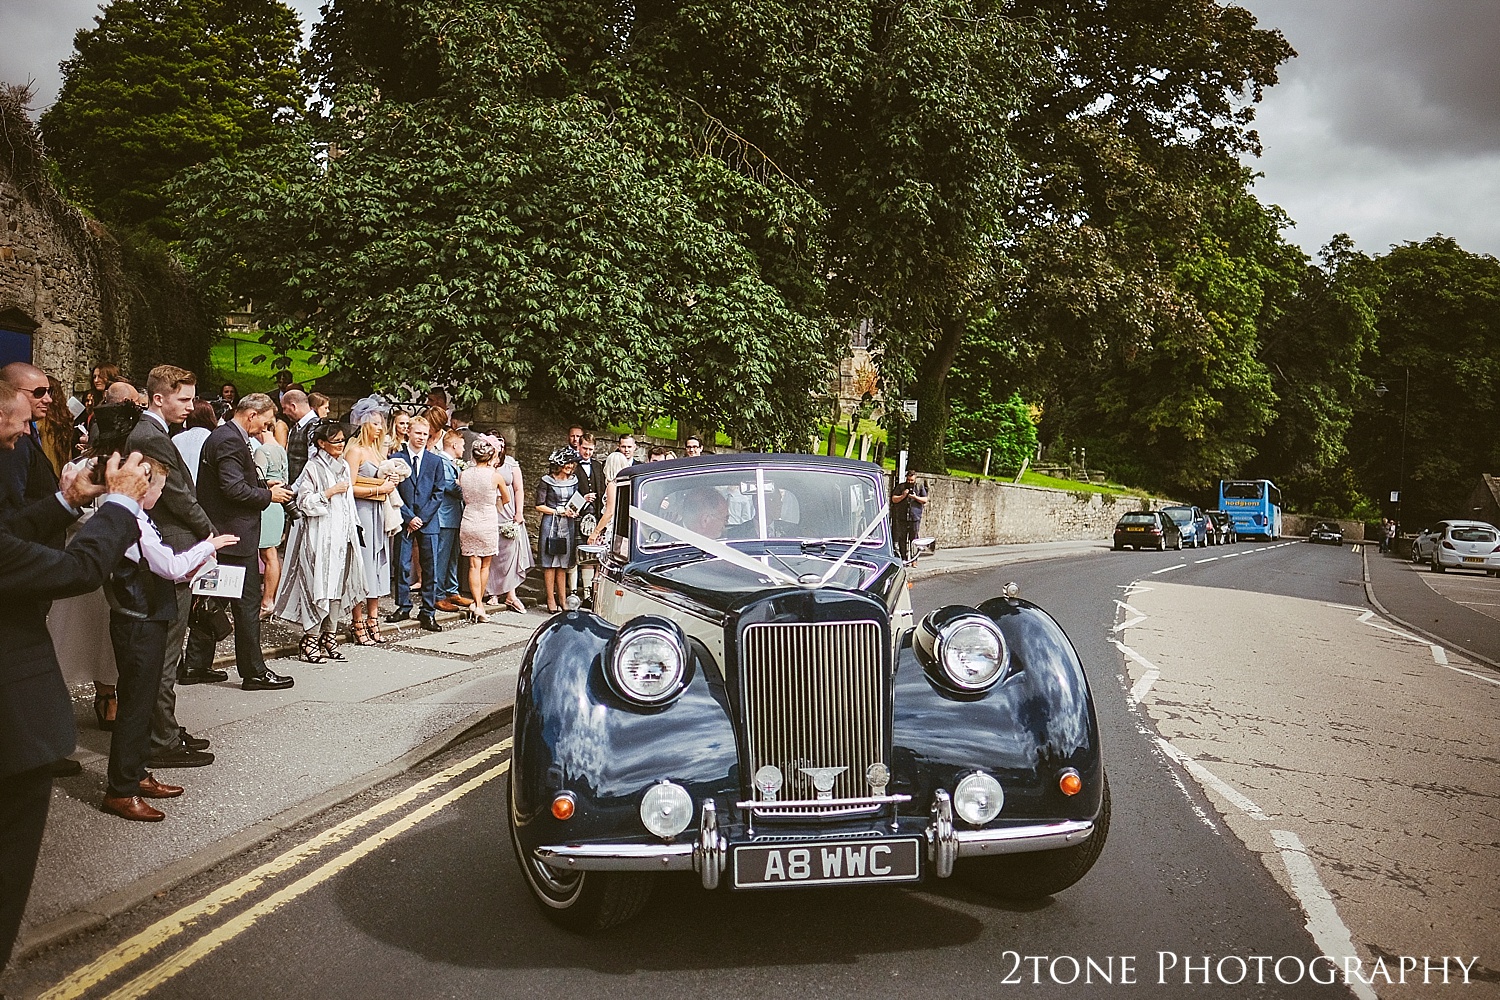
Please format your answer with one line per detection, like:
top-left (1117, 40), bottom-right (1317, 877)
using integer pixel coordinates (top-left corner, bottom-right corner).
top-left (43, 739), bottom-right (513, 1000)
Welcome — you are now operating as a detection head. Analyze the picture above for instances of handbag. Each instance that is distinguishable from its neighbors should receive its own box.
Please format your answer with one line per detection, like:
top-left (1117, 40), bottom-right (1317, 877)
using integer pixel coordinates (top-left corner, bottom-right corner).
top-left (544, 535), bottom-right (568, 556)
top-left (190, 595), bottom-right (234, 642)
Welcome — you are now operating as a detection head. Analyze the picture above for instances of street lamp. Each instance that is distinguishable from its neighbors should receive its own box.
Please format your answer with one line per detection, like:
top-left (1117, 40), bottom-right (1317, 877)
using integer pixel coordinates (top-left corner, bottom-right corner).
top-left (1374, 370), bottom-right (1410, 529)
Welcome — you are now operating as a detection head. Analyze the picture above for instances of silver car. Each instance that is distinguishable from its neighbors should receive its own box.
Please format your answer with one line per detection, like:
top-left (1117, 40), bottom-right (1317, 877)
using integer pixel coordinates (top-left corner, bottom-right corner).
top-left (1411, 520), bottom-right (1500, 575)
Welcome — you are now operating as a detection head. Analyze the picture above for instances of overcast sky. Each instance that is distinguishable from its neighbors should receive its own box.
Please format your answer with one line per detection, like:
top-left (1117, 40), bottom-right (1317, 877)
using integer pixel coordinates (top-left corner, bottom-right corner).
top-left (2, 0), bottom-right (1497, 260)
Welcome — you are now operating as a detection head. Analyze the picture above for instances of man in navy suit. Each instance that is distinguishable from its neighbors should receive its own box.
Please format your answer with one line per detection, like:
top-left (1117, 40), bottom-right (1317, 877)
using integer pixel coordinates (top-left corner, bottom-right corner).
top-left (0, 382), bottom-right (154, 969)
top-left (389, 414), bottom-right (446, 631)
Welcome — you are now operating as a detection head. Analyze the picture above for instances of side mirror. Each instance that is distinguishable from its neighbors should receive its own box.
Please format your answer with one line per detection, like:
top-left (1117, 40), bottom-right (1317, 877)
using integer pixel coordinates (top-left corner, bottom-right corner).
top-left (906, 537), bottom-right (937, 565)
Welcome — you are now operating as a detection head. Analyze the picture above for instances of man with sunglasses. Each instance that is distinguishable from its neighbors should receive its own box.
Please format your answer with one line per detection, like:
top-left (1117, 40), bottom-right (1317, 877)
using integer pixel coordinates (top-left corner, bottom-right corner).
top-left (0, 363), bottom-right (62, 538)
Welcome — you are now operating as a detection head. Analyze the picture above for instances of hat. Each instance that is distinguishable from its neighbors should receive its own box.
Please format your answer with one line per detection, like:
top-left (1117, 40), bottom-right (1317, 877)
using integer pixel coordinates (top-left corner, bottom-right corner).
top-left (548, 446), bottom-right (581, 469)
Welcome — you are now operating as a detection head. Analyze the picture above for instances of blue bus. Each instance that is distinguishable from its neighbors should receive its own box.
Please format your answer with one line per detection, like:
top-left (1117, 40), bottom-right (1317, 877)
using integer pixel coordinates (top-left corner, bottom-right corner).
top-left (1219, 480), bottom-right (1282, 540)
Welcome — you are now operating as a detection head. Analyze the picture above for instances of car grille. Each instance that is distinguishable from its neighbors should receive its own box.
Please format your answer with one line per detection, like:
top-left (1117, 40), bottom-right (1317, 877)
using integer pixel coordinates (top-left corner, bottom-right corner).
top-left (740, 620), bottom-right (885, 806)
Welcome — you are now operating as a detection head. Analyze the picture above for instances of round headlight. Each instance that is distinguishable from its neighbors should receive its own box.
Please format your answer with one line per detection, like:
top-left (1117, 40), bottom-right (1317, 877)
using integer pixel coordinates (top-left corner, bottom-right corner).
top-left (939, 619), bottom-right (1007, 690)
top-left (612, 626), bottom-right (685, 704)
top-left (639, 781), bottom-right (693, 839)
top-left (954, 772), bottom-right (1005, 825)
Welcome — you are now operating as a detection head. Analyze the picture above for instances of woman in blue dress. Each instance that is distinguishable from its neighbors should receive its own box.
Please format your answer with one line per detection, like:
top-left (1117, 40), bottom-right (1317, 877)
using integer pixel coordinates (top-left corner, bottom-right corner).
top-left (534, 447), bottom-right (580, 613)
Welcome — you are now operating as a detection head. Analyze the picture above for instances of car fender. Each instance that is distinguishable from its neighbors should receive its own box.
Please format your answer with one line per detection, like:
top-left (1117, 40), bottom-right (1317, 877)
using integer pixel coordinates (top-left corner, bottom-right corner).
top-left (892, 598), bottom-right (1105, 822)
top-left (511, 612), bottom-right (739, 848)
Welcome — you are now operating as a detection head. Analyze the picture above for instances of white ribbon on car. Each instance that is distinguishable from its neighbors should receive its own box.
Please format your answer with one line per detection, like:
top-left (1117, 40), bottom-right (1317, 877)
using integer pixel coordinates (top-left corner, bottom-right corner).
top-left (630, 505), bottom-right (802, 587)
top-left (816, 503), bottom-right (889, 585)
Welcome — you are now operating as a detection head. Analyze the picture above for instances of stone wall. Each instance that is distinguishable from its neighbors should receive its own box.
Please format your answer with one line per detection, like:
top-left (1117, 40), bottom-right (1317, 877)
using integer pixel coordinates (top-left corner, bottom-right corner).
top-left (0, 174), bottom-right (119, 390)
top-left (909, 472), bottom-right (1172, 547)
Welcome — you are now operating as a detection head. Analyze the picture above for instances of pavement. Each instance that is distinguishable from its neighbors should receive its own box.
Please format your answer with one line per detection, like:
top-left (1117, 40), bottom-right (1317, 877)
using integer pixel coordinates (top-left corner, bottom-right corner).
top-left (1360, 544), bottom-right (1500, 670)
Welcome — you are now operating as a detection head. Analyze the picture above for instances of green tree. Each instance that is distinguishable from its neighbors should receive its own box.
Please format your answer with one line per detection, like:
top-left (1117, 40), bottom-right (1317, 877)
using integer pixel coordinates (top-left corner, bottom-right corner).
top-left (1247, 234), bottom-right (1380, 513)
top-left (40, 0), bottom-right (307, 236)
top-left (1352, 237), bottom-right (1500, 527)
top-left (173, 0), bottom-right (838, 448)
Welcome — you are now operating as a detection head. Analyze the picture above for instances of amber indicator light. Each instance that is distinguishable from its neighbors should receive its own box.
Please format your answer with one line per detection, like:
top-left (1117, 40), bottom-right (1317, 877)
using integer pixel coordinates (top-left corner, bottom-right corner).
top-left (1059, 771), bottom-right (1082, 796)
top-left (551, 794), bottom-right (575, 820)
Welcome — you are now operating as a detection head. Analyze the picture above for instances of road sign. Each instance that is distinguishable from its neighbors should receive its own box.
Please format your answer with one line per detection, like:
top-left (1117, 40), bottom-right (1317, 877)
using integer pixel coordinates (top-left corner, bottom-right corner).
top-left (1390, 491), bottom-right (1400, 502)
top-left (899, 399), bottom-right (917, 420)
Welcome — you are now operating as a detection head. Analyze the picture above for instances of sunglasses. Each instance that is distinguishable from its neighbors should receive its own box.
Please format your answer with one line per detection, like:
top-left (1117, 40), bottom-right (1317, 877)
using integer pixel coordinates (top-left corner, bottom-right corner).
top-left (25, 386), bottom-right (51, 399)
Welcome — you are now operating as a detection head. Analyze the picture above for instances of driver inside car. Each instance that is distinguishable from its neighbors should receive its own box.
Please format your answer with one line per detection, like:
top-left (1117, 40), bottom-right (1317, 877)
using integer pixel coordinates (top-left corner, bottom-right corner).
top-left (678, 486), bottom-right (731, 539)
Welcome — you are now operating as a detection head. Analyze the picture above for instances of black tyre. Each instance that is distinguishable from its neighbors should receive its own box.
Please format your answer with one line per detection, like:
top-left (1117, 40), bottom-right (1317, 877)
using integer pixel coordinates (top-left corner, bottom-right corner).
top-left (1430, 554), bottom-right (1446, 574)
top-left (1174, 536), bottom-right (1182, 551)
top-left (508, 780), bottom-right (656, 932)
top-left (1113, 543), bottom-right (1123, 551)
top-left (960, 777), bottom-right (1111, 900)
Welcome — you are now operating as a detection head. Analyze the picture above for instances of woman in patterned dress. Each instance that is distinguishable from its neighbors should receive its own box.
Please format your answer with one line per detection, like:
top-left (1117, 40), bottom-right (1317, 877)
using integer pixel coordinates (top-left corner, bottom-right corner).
top-left (535, 448), bottom-right (580, 613)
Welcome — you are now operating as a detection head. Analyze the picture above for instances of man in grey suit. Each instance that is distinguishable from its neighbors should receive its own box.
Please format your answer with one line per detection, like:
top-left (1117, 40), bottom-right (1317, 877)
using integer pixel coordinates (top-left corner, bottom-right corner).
top-left (127, 365), bottom-right (219, 768)
top-left (0, 382), bottom-right (152, 970)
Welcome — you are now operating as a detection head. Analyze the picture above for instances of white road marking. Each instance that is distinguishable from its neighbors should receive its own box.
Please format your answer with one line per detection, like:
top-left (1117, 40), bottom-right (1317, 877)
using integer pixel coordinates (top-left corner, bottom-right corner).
top-left (1194, 557), bottom-right (1218, 564)
top-left (1323, 602), bottom-right (1368, 612)
top-left (1446, 663), bottom-right (1500, 687)
top-left (1355, 609), bottom-right (1427, 644)
top-left (1155, 738), bottom-right (1271, 821)
top-left (1221, 552), bottom-right (1241, 558)
top-left (1113, 600), bottom-right (1145, 616)
top-left (1111, 640), bottom-right (1161, 705)
top-left (1431, 644), bottom-right (1448, 665)
top-left (1112, 615), bottom-right (1148, 633)
top-left (1139, 723), bottom-right (1218, 833)
top-left (1151, 563), bottom-right (1186, 575)
top-left (1271, 830), bottom-right (1379, 1000)
top-left (1332, 606), bottom-right (1500, 688)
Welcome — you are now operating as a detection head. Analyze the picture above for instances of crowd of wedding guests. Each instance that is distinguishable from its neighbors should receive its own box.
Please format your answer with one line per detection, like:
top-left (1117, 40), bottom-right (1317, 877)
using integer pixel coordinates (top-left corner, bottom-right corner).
top-left (0, 358), bottom-right (698, 968)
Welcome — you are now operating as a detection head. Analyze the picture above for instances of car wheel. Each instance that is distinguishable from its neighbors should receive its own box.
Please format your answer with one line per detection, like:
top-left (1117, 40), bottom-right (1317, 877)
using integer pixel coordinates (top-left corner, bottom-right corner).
top-left (1113, 544), bottom-right (1123, 551)
top-left (960, 776), bottom-right (1111, 900)
top-left (1174, 536), bottom-right (1182, 551)
top-left (1430, 554), bottom-right (1446, 574)
top-left (508, 780), bottom-right (656, 932)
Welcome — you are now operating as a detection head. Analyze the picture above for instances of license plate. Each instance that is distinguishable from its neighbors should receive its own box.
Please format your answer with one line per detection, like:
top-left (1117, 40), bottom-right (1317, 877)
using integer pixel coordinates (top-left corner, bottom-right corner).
top-left (1464, 556), bottom-right (1484, 563)
top-left (1126, 527), bottom-right (1144, 532)
top-left (732, 838), bottom-right (921, 889)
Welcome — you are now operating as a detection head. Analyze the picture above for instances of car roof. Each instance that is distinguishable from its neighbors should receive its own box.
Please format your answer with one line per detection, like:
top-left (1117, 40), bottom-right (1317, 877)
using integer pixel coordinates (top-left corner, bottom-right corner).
top-left (614, 452), bottom-right (885, 481)
top-left (1442, 520), bottom-right (1498, 530)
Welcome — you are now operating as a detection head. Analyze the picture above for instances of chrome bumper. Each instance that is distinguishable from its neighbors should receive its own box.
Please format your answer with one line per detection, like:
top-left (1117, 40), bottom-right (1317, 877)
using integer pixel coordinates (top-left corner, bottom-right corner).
top-left (534, 792), bottom-right (1095, 889)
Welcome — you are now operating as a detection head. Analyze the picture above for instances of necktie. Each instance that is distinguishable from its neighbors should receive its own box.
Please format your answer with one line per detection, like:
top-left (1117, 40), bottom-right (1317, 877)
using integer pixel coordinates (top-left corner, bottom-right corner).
top-left (412, 450), bottom-right (422, 478)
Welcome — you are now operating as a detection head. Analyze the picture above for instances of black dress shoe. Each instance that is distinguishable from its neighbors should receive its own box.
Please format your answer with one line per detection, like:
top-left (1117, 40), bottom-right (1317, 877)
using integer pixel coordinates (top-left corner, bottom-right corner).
top-left (46, 757), bottom-right (83, 778)
top-left (178, 668), bottom-right (229, 685)
top-left (242, 669), bottom-right (295, 691)
top-left (178, 731), bottom-right (211, 751)
top-left (384, 607), bottom-right (412, 623)
top-left (418, 613), bottom-right (442, 632)
top-left (148, 742), bottom-right (215, 768)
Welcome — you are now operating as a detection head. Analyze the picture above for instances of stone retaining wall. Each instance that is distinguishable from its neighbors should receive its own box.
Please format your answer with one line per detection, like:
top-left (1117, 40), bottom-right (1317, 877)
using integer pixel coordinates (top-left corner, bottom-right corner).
top-left (911, 472), bottom-right (1172, 547)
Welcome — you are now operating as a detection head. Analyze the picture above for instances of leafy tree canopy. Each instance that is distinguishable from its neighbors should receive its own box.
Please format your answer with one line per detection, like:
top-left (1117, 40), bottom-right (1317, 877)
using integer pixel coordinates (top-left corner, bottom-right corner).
top-left (40, 0), bottom-right (307, 237)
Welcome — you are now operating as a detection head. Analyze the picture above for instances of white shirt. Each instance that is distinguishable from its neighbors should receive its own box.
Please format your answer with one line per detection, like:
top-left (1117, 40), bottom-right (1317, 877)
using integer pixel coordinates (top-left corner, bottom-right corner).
top-left (125, 510), bottom-right (217, 583)
top-left (174, 427), bottom-right (210, 484)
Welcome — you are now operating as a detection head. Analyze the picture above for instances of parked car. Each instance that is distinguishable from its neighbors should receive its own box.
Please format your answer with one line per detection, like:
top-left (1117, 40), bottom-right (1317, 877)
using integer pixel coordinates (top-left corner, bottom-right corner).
top-left (1410, 520), bottom-right (1500, 575)
top-left (1308, 522), bottom-right (1344, 546)
top-left (509, 454), bottom-right (1110, 930)
top-left (1206, 510), bottom-right (1237, 544)
top-left (1159, 505), bottom-right (1209, 548)
top-left (1113, 511), bottom-right (1182, 550)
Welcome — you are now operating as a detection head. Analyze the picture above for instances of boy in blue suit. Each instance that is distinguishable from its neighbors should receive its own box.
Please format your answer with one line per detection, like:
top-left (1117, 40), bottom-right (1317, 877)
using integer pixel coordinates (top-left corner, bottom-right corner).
top-left (389, 415), bottom-right (451, 631)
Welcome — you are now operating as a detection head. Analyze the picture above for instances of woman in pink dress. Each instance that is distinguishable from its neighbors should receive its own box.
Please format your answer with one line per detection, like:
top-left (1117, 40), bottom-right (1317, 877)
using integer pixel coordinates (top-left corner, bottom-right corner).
top-left (458, 437), bottom-right (513, 620)
top-left (486, 435), bottom-right (532, 612)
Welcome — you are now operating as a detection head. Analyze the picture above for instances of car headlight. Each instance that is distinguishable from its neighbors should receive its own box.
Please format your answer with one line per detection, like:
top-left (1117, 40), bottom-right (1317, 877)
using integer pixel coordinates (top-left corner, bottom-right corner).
top-left (937, 618), bottom-right (1008, 690)
top-left (610, 623), bottom-right (686, 705)
top-left (953, 772), bottom-right (1005, 825)
top-left (639, 781), bottom-right (693, 839)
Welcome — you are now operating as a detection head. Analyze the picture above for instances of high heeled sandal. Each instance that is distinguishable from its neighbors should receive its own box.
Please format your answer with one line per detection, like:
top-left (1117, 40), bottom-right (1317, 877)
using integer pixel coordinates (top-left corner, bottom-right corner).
top-left (505, 597), bottom-right (526, 614)
top-left (320, 634), bottom-right (348, 661)
top-left (94, 692), bottom-right (117, 731)
top-left (352, 620), bottom-right (380, 647)
top-left (297, 635), bottom-right (326, 664)
top-left (469, 604), bottom-right (491, 623)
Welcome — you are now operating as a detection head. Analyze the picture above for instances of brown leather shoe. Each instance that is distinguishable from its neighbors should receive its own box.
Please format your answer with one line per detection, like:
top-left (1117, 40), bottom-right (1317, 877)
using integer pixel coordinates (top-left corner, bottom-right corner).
top-left (102, 795), bottom-right (165, 822)
top-left (137, 773), bottom-right (184, 799)
top-left (451, 595), bottom-right (474, 607)
top-left (435, 598), bottom-right (462, 613)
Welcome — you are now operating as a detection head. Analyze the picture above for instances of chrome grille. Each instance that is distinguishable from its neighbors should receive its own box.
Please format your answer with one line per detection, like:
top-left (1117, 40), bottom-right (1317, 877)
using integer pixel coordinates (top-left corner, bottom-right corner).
top-left (741, 620), bottom-right (885, 805)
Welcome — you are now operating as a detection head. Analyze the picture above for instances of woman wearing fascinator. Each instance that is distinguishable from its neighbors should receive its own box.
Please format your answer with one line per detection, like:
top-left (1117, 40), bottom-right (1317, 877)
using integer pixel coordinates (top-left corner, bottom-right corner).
top-left (345, 395), bottom-right (400, 644)
top-left (485, 434), bottom-right (530, 613)
top-left (535, 447), bottom-right (581, 613)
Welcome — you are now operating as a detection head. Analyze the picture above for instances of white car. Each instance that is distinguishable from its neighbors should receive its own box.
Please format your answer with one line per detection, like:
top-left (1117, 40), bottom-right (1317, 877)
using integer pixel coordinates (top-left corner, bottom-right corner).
top-left (1411, 520), bottom-right (1500, 576)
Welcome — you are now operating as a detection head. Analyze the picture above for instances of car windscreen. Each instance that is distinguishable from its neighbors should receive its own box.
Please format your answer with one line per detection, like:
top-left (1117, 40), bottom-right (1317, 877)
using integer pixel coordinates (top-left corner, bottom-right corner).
top-left (1160, 508), bottom-right (1193, 524)
top-left (1450, 526), bottom-right (1498, 543)
top-left (1118, 513), bottom-right (1156, 525)
top-left (1314, 523), bottom-right (1338, 531)
top-left (633, 467), bottom-right (888, 549)
top-left (1222, 482), bottom-right (1263, 499)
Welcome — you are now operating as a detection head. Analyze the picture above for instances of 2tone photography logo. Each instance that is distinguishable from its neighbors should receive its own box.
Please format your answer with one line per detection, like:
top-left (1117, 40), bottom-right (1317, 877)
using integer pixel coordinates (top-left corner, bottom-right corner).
top-left (996, 952), bottom-right (1483, 988)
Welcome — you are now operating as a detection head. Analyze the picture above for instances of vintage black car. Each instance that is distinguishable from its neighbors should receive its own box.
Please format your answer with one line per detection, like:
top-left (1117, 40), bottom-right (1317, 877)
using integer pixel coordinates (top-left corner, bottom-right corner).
top-left (508, 454), bottom-right (1109, 931)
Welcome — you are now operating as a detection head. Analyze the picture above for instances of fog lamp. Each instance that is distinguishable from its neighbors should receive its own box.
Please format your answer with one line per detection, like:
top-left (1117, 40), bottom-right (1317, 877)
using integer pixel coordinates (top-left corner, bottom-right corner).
top-left (953, 772), bottom-right (1004, 825)
top-left (639, 781), bottom-right (693, 839)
